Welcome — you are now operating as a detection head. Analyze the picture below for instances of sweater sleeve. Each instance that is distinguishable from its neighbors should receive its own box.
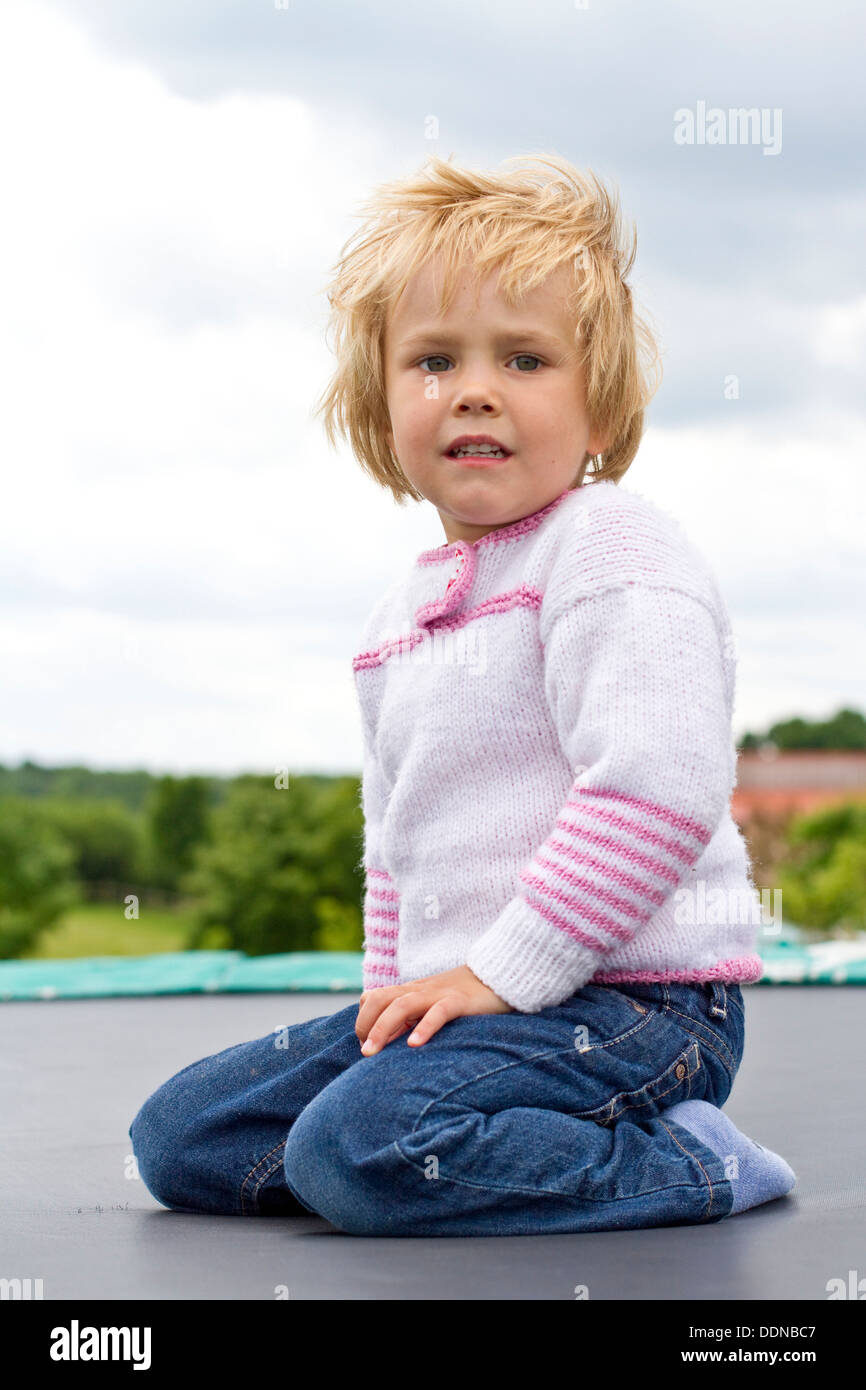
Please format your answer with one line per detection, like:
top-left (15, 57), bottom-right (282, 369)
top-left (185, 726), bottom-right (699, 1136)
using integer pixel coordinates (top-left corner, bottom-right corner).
top-left (356, 675), bottom-right (401, 988)
top-left (463, 582), bottom-right (737, 1013)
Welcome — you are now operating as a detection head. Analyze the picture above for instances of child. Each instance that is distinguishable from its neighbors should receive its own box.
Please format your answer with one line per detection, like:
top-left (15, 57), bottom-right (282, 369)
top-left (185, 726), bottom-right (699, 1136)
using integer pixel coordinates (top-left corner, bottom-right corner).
top-left (130, 153), bottom-right (795, 1236)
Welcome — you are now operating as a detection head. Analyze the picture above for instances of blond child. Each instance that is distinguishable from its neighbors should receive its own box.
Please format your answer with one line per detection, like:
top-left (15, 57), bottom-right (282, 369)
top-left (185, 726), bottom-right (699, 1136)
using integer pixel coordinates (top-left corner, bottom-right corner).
top-left (130, 154), bottom-right (794, 1235)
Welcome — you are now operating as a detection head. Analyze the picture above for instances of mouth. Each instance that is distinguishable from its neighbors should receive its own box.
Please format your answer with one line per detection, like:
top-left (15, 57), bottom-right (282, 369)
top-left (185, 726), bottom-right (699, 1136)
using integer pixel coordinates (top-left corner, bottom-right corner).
top-left (445, 435), bottom-right (512, 465)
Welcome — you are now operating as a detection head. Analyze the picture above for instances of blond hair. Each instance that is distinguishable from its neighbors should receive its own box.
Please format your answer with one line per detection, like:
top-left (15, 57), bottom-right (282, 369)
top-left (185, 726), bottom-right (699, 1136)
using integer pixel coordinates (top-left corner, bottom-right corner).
top-left (313, 152), bottom-right (662, 502)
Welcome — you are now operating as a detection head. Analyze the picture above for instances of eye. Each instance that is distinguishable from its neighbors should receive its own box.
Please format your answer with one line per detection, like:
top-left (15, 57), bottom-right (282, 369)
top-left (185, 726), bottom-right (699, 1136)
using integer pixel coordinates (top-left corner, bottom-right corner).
top-left (418, 355), bottom-right (451, 372)
top-left (509, 354), bottom-right (543, 371)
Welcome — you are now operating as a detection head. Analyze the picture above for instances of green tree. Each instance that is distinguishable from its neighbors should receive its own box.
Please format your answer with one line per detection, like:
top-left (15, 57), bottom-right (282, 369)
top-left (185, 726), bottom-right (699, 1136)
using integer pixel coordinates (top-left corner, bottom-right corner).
top-left (145, 776), bottom-right (213, 894)
top-left (739, 706), bottom-right (866, 751)
top-left (181, 774), bottom-right (363, 955)
top-left (778, 801), bottom-right (866, 934)
top-left (0, 798), bottom-right (80, 957)
top-left (35, 797), bottom-right (145, 898)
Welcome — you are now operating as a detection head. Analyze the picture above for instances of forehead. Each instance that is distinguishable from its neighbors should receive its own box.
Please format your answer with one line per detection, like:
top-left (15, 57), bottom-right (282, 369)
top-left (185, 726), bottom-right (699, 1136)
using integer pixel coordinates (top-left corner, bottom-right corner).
top-left (385, 256), bottom-right (575, 340)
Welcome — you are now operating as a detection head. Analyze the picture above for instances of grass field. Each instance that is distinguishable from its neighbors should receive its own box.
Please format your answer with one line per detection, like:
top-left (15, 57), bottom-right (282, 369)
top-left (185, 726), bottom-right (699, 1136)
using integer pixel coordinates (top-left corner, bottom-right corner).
top-left (19, 901), bottom-right (200, 959)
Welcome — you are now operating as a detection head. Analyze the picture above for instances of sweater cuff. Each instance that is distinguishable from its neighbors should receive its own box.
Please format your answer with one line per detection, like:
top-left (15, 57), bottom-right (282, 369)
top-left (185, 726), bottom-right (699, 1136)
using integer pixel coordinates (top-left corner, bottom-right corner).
top-left (464, 896), bottom-right (606, 1014)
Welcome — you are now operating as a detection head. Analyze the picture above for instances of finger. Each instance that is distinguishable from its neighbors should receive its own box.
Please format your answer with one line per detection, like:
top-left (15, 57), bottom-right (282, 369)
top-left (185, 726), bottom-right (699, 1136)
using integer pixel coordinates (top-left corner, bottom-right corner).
top-left (355, 985), bottom-right (399, 1041)
top-left (405, 996), bottom-right (463, 1047)
top-left (361, 994), bottom-right (426, 1055)
top-left (355, 974), bottom-right (438, 1036)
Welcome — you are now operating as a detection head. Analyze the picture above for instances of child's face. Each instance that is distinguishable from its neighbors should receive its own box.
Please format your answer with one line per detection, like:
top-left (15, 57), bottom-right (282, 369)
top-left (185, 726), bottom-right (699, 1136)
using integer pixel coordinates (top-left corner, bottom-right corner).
top-left (383, 255), bottom-right (607, 544)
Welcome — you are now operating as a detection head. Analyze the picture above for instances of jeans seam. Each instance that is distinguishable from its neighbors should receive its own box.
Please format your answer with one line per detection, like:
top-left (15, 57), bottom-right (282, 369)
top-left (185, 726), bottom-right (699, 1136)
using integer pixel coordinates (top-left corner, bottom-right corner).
top-left (564, 1011), bottom-right (657, 1054)
top-left (391, 1134), bottom-right (720, 1207)
top-left (658, 1117), bottom-right (721, 1220)
top-left (571, 1041), bottom-right (701, 1123)
top-left (405, 1030), bottom-right (699, 1140)
top-left (661, 1003), bottom-right (737, 1073)
top-left (240, 1140), bottom-right (287, 1215)
top-left (404, 1037), bottom-right (647, 1139)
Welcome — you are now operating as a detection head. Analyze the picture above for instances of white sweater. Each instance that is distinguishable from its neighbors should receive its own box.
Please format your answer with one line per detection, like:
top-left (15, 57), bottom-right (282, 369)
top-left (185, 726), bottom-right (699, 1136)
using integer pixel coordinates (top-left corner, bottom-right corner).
top-left (352, 480), bottom-right (765, 1013)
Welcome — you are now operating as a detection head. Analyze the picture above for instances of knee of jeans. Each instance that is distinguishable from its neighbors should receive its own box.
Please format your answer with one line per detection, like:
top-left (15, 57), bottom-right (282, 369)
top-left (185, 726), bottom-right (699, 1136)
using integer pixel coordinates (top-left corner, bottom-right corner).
top-left (284, 1091), bottom-right (345, 1211)
top-left (129, 1090), bottom-right (175, 1207)
top-left (129, 1073), bottom-right (211, 1211)
top-left (282, 1084), bottom-right (386, 1235)
top-left (128, 1084), bottom-right (186, 1208)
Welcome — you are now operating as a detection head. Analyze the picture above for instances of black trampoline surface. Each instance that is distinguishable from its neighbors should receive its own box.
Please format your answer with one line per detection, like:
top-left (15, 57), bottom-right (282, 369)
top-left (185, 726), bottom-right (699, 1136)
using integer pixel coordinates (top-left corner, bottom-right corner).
top-left (1, 986), bottom-right (863, 1301)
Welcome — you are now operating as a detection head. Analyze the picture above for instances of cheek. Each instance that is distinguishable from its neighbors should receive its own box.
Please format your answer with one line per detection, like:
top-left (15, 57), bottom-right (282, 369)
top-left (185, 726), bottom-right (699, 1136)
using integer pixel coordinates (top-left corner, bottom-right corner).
top-left (395, 393), bottom-right (439, 448)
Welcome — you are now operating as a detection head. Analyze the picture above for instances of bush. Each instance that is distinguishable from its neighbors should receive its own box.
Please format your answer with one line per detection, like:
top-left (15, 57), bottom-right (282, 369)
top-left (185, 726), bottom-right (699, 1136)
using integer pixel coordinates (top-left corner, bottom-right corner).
top-left (778, 801), bottom-right (866, 934)
top-left (181, 774), bottom-right (363, 955)
top-left (34, 797), bottom-right (146, 899)
top-left (0, 798), bottom-right (80, 957)
top-left (143, 775), bottom-right (213, 893)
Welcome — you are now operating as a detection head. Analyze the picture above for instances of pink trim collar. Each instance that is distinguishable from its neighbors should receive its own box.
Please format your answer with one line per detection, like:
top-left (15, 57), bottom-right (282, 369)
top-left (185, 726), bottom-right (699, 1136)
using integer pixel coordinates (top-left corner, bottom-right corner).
top-left (416, 486), bottom-right (578, 566)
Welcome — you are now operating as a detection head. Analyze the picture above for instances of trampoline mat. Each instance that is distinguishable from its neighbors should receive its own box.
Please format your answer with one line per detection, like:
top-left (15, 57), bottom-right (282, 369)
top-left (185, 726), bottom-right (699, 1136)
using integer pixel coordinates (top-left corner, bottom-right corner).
top-left (1, 987), bottom-right (862, 1300)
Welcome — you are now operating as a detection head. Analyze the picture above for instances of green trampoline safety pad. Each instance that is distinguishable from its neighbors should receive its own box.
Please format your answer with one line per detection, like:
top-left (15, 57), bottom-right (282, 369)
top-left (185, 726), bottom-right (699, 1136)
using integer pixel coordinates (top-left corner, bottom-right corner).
top-left (754, 938), bottom-right (866, 985)
top-left (0, 940), bottom-right (865, 1001)
top-left (0, 951), bottom-right (363, 1002)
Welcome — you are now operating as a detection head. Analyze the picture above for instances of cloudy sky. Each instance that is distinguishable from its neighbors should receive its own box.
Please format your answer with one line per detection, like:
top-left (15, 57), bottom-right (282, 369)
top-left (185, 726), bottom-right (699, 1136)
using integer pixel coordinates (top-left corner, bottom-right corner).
top-left (2, 0), bottom-right (864, 777)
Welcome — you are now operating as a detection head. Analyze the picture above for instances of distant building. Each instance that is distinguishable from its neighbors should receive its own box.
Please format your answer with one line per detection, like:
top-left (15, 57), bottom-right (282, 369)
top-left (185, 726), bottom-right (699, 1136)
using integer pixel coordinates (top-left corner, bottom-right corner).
top-left (732, 749), bottom-right (866, 824)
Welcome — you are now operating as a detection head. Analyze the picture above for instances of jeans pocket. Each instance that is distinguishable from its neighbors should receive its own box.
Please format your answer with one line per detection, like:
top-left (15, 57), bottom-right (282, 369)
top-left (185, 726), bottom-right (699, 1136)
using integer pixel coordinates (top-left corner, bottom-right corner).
top-left (669, 985), bottom-right (745, 1107)
top-left (570, 1038), bottom-right (702, 1126)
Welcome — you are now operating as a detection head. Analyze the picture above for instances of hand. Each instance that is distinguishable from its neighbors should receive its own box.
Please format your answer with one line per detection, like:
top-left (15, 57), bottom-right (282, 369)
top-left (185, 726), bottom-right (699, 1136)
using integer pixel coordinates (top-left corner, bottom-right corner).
top-left (355, 965), bottom-right (513, 1055)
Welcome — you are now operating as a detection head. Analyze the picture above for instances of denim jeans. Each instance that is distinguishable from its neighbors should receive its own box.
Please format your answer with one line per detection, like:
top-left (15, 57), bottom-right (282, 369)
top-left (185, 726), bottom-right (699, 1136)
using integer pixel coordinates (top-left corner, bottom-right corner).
top-left (129, 980), bottom-right (745, 1237)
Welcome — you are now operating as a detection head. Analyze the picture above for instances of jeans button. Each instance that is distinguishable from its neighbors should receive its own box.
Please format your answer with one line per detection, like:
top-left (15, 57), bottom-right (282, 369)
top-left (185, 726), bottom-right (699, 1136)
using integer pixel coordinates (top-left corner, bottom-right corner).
top-left (675, 1063), bottom-right (687, 1080)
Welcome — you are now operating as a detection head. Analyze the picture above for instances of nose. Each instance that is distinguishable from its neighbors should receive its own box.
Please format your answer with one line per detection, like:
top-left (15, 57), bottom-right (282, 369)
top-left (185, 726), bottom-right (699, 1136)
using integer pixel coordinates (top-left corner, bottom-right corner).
top-left (452, 376), bottom-right (502, 415)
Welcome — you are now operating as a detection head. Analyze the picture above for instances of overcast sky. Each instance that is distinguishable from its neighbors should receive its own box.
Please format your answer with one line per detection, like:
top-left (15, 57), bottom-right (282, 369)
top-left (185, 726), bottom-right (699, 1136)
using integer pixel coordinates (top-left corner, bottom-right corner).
top-left (2, 0), bottom-right (864, 777)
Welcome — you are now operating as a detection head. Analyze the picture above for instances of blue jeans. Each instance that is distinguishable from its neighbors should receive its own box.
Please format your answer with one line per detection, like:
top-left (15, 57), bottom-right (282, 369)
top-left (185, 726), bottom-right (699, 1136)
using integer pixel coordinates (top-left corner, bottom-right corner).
top-left (129, 980), bottom-right (745, 1236)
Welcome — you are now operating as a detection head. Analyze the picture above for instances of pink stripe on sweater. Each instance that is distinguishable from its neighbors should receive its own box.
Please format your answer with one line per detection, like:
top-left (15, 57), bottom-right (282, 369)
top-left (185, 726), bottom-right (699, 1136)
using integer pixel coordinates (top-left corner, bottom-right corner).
top-left (581, 787), bottom-right (711, 846)
top-left (363, 969), bottom-right (401, 987)
top-left (357, 588), bottom-right (543, 668)
top-left (363, 933), bottom-right (398, 950)
top-left (422, 585), bottom-right (543, 635)
top-left (364, 908), bottom-right (399, 927)
top-left (364, 865), bottom-right (400, 940)
top-left (353, 630), bottom-right (426, 672)
top-left (533, 853), bottom-right (650, 921)
top-left (549, 824), bottom-right (683, 887)
top-left (517, 888), bottom-right (612, 952)
top-left (366, 911), bottom-right (399, 928)
top-left (367, 884), bottom-right (399, 903)
top-left (521, 872), bottom-right (638, 943)
top-left (546, 837), bottom-right (668, 904)
top-left (561, 800), bottom-right (699, 867)
top-left (365, 863), bottom-right (400, 936)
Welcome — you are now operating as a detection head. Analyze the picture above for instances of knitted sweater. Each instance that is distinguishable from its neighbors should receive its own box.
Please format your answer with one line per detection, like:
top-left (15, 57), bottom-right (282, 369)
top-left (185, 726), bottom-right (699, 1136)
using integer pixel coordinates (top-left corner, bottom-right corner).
top-left (351, 480), bottom-right (765, 1013)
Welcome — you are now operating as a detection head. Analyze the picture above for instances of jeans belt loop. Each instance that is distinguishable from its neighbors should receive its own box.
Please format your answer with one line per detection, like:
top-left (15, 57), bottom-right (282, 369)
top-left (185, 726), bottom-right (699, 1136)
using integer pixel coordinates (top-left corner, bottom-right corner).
top-left (708, 981), bottom-right (728, 1019)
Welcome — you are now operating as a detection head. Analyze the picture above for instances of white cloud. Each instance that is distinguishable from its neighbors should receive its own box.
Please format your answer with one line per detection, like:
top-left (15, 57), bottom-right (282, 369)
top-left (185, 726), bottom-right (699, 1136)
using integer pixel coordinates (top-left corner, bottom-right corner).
top-left (813, 295), bottom-right (866, 370)
top-left (628, 418), bottom-right (866, 736)
top-left (1, 0), bottom-right (863, 774)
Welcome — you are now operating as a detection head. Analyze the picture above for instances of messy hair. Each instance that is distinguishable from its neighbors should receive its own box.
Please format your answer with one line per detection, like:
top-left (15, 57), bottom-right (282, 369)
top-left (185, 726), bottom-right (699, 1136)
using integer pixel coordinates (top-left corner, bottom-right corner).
top-left (312, 152), bottom-right (662, 502)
